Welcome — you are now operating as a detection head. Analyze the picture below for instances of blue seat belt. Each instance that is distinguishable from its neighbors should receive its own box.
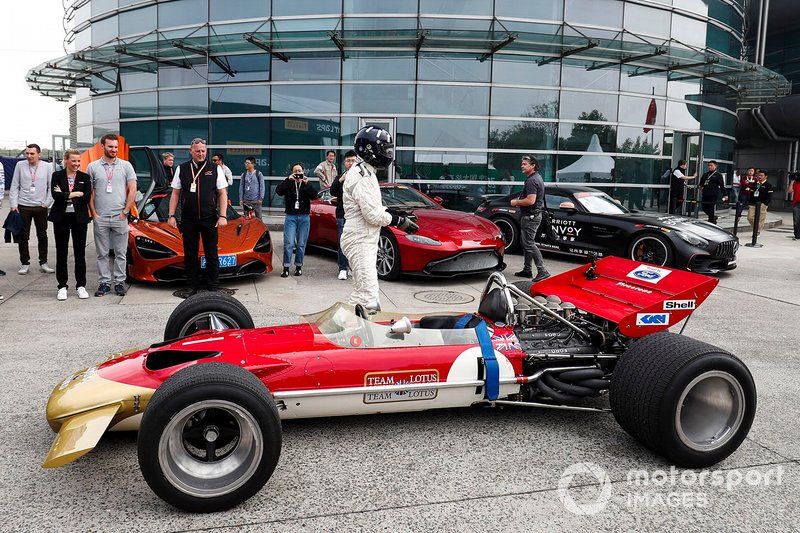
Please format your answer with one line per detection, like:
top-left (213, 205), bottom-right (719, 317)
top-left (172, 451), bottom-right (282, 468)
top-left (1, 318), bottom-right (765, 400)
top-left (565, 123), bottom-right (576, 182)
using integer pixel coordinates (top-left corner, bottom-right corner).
top-left (475, 321), bottom-right (499, 401)
top-left (454, 314), bottom-right (473, 329)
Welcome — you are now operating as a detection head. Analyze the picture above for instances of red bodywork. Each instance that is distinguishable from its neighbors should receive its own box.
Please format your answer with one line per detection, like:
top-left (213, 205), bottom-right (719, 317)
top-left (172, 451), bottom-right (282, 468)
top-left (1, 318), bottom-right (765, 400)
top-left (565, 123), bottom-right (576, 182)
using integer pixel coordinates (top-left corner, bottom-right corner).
top-left (309, 184), bottom-right (505, 277)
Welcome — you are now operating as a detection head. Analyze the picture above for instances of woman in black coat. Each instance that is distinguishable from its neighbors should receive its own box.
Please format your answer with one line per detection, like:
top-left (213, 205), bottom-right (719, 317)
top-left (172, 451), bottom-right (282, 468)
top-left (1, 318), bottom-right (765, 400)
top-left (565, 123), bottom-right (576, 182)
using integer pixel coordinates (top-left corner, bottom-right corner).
top-left (49, 149), bottom-right (92, 300)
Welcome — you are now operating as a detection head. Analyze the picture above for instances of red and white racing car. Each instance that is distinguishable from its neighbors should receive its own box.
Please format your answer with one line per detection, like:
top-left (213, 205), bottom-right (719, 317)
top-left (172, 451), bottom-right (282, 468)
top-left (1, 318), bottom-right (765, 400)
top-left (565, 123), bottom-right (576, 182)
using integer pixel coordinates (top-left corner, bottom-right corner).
top-left (44, 256), bottom-right (756, 512)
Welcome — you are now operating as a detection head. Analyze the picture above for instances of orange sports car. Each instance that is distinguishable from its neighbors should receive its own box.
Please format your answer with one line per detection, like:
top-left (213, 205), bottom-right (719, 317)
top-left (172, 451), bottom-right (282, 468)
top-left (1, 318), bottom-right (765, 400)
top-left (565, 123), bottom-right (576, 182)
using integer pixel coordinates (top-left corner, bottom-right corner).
top-left (118, 147), bottom-right (273, 282)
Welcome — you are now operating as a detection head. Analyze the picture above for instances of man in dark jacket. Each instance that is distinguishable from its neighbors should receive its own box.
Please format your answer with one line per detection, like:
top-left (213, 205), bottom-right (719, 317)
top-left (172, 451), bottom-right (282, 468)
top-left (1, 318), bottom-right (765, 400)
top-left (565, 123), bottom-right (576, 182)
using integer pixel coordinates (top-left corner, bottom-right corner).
top-left (747, 170), bottom-right (774, 236)
top-left (167, 138), bottom-right (229, 294)
top-left (698, 160), bottom-right (728, 224)
top-left (276, 162), bottom-right (318, 277)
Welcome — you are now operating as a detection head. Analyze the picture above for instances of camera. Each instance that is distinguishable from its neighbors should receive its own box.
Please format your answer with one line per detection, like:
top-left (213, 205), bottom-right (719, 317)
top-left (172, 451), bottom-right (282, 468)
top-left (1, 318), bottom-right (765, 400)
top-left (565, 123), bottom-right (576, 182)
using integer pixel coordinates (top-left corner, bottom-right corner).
top-left (293, 173), bottom-right (304, 180)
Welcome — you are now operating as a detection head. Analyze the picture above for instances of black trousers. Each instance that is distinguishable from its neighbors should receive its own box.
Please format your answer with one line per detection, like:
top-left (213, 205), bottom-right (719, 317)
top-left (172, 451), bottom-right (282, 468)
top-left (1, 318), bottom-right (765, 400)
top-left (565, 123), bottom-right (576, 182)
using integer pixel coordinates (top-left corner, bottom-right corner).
top-left (18, 205), bottom-right (49, 265)
top-left (182, 217), bottom-right (219, 289)
top-left (668, 194), bottom-right (683, 215)
top-left (53, 213), bottom-right (88, 289)
top-left (701, 197), bottom-right (717, 224)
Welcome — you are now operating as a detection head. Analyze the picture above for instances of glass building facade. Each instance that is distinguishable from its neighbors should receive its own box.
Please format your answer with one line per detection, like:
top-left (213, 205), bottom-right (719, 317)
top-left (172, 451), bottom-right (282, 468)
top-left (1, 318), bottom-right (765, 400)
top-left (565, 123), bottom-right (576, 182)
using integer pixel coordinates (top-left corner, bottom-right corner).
top-left (30, 0), bottom-right (789, 210)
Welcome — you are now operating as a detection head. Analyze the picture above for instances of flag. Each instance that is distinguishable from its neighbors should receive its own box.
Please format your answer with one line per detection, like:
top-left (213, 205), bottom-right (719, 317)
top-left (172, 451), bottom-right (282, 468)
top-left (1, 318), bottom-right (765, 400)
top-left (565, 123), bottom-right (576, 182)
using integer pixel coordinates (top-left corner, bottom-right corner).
top-left (643, 98), bottom-right (657, 134)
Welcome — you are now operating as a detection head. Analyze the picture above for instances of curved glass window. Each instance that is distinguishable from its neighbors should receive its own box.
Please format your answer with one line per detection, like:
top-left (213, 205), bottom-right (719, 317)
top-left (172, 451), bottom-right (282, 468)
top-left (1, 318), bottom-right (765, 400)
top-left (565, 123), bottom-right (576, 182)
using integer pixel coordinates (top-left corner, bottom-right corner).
top-left (673, 0), bottom-right (709, 16)
top-left (495, 0), bottom-right (562, 20)
top-left (564, 0), bottom-right (622, 28)
top-left (418, 54), bottom-right (490, 82)
top-left (158, 0), bottom-right (207, 28)
top-left (342, 55), bottom-right (416, 80)
top-left (209, 54), bottom-right (270, 83)
top-left (417, 85), bottom-right (489, 116)
top-left (623, 3), bottom-right (671, 39)
top-left (344, 0), bottom-right (417, 12)
top-left (159, 89), bottom-right (208, 116)
top-left (210, 118), bottom-right (269, 145)
top-left (92, 0), bottom-right (116, 17)
top-left (272, 56), bottom-right (340, 81)
top-left (493, 56), bottom-right (561, 87)
top-left (210, 0), bottom-right (269, 21)
top-left (562, 63), bottom-right (619, 91)
top-left (616, 126), bottom-right (664, 157)
top-left (209, 86), bottom-right (270, 114)
top-left (490, 119), bottom-right (557, 151)
top-left (121, 92), bottom-right (158, 119)
top-left (272, 117), bottom-right (340, 147)
top-left (620, 70), bottom-right (667, 96)
top-left (272, 85), bottom-right (339, 113)
top-left (700, 107), bottom-right (737, 135)
top-left (618, 95), bottom-right (663, 126)
top-left (159, 63), bottom-right (208, 88)
top-left (671, 14), bottom-right (707, 48)
top-left (416, 118), bottom-right (488, 150)
top-left (119, 6), bottom-right (156, 37)
top-left (342, 84), bottom-right (415, 114)
top-left (419, 0), bottom-right (492, 16)
top-left (491, 88), bottom-right (559, 118)
top-left (91, 15), bottom-right (117, 46)
top-left (344, 17), bottom-right (417, 30)
top-left (121, 120), bottom-right (158, 146)
top-left (559, 91), bottom-right (618, 122)
top-left (273, 0), bottom-right (340, 16)
top-left (558, 122), bottom-right (616, 153)
top-left (665, 101), bottom-right (702, 131)
top-left (159, 119), bottom-right (208, 146)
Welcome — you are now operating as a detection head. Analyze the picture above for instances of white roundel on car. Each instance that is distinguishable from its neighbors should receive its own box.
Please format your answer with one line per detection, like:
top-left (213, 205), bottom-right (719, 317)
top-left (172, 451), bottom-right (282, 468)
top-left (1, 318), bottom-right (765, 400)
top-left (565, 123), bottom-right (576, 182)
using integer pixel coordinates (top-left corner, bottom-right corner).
top-left (446, 345), bottom-right (519, 399)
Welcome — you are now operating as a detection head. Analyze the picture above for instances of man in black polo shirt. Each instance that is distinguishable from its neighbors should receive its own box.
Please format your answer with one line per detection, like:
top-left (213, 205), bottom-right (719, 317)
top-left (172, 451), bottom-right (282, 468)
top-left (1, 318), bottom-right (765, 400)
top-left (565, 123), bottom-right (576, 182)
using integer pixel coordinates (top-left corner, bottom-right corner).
top-left (167, 138), bottom-right (229, 293)
top-left (510, 155), bottom-right (549, 282)
top-left (698, 160), bottom-right (727, 224)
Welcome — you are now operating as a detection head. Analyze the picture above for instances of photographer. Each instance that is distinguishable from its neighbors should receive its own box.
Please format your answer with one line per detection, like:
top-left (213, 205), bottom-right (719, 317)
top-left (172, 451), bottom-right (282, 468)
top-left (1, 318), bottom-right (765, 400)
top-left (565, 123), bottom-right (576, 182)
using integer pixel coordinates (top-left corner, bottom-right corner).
top-left (276, 163), bottom-right (318, 277)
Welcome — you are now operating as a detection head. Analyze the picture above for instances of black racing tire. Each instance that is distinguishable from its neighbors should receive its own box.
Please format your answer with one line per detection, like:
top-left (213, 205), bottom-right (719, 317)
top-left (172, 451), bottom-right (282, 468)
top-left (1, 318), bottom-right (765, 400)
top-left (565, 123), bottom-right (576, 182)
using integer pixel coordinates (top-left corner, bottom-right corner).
top-left (377, 230), bottom-right (401, 281)
top-left (137, 363), bottom-right (281, 513)
top-left (164, 292), bottom-right (254, 341)
top-left (627, 232), bottom-right (674, 267)
top-left (610, 332), bottom-right (756, 468)
top-left (492, 216), bottom-right (520, 253)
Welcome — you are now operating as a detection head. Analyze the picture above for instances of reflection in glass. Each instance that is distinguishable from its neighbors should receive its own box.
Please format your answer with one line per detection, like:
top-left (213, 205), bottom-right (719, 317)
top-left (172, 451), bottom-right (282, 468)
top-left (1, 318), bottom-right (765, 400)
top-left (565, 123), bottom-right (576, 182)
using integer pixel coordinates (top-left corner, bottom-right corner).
top-left (489, 120), bottom-right (557, 151)
top-left (121, 120), bottom-right (158, 146)
top-left (562, 64), bottom-right (620, 91)
top-left (419, 0), bottom-right (491, 16)
top-left (495, 0), bottom-right (562, 20)
top-left (273, 0), bottom-right (341, 16)
top-left (417, 85), bottom-right (489, 115)
top-left (491, 88), bottom-right (558, 118)
top-left (493, 55), bottom-right (561, 87)
top-left (564, 0), bottom-right (623, 28)
top-left (121, 92), bottom-right (158, 119)
top-left (119, 6), bottom-right (156, 37)
top-left (271, 117), bottom-right (340, 147)
top-left (159, 63), bottom-right (208, 88)
top-left (210, 118), bottom-right (269, 145)
top-left (416, 118), bottom-right (488, 149)
top-left (272, 85), bottom-right (339, 113)
top-left (93, 95), bottom-right (120, 123)
top-left (558, 121), bottom-right (616, 153)
top-left (209, 54), bottom-right (270, 83)
top-left (342, 84), bottom-right (415, 114)
top-left (159, 119), bottom-right (208, 146)
top-left (209, 86), bottom-right (270, 114)
top-left (418, 53), bottom-right (491, 82)
top-left (91, 16), bottom-right (117, 46)
top-left (210, 0), bottom-right (269, 21)
top-left (559, 91), bottom-right (618, 121)
top-left (342, 55), bottom-right (416, 80)
top-left (158, 0), bottom-right (207, 27)
top-left (623, 3), bottom-right (671, 39)
top-left (272, 56), bottom-right (341, 81)
top-left (120, 69), bottom-right (157, 91)
top-left (159, 89), bottom-right (208, 116)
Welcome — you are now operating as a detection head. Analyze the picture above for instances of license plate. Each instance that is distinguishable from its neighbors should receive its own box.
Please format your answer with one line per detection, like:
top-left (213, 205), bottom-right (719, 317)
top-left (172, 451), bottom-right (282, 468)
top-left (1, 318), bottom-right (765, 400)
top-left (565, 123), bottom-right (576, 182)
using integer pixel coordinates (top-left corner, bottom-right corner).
top-left (201, 255), bottom-right (237, 268)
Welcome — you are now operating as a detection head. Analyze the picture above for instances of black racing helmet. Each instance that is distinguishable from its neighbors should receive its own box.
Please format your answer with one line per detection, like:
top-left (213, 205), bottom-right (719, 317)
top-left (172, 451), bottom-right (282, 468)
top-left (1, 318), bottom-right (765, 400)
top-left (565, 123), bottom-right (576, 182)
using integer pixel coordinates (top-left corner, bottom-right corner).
top-left (354, 125), bottom-right (394, 168)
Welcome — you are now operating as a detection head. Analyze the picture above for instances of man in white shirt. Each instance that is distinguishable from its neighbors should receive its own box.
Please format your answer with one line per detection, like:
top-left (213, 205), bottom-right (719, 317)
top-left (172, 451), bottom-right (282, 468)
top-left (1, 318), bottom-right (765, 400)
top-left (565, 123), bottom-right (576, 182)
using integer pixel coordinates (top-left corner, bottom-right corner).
top-left (211, 153), bottom-right (233, 187)
top-left (314, 150), bottom-right (338, 189)
top-left (9, 143), bottom-right (55, 274)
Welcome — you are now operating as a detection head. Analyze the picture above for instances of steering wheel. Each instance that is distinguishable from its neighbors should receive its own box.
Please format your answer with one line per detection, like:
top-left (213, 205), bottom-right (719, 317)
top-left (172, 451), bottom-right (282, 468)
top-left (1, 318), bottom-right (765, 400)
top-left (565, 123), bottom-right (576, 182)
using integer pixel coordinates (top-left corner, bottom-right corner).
top-left (354, 304), bottom-right (368, 320)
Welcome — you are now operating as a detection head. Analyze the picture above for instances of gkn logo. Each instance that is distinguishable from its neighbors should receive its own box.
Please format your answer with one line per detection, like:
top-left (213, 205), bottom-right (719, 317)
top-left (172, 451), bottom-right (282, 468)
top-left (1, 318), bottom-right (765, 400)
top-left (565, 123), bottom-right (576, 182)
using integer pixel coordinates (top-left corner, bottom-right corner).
top-left (636, 313), bottom-right (670, 326)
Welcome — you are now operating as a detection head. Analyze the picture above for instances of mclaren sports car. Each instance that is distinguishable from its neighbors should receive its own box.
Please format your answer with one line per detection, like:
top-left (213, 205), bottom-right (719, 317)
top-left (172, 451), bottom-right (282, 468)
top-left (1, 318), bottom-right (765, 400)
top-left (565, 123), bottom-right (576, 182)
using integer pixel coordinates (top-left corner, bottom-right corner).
top-left (125, 148), bottom-right (273, 282)
top-left (476, 184), bottom-right (738, 274)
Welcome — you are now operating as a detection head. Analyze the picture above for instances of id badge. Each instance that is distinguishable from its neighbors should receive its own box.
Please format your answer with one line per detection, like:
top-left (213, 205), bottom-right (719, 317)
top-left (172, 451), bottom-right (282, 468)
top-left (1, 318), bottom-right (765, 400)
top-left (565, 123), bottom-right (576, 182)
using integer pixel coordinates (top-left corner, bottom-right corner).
top-left (190, 182), bottom-right (197, 193)
top-left (106, 183), bottom-right (113, 193)
top-left (30, 185), bottom-right (36, 193)
top-left (294, 200), bottom-right (300, 210)
top-left (753, 189), bottom-right (760, 198)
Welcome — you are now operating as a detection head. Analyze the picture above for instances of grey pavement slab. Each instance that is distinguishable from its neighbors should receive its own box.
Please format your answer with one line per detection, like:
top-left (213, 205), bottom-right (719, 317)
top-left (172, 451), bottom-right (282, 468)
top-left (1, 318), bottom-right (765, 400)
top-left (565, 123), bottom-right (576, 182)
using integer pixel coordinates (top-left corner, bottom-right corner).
top-left (0, 205), bottom-right (798, 532)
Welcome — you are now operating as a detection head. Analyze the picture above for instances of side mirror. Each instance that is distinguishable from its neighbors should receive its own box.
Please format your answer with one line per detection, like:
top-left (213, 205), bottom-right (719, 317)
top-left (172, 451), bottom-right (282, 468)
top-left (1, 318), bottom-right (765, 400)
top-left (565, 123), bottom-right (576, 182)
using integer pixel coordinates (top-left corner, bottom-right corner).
top-left (559, 201), bottom-right (577, 214)
top-left (433, 196), bottom-right (444, 204)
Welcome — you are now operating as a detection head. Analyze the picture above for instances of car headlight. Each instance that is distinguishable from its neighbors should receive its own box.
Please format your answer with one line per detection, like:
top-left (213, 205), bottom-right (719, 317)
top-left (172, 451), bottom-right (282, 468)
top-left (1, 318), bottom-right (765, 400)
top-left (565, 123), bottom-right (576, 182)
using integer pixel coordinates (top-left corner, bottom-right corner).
top-left (676, 231), bottom-right (709, 247)
top-left (254, 230), bottom-right (271, 253)
top-left (135, 236), bottom-right (177, 259)
top-left (405, 234), bottom-right (442, 246)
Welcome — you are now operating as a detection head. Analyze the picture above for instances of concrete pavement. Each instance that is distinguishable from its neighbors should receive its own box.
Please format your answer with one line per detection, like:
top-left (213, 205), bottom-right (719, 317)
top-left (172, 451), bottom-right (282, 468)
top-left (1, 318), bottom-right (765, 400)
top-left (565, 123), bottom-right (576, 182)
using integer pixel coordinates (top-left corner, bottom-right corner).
top-left (0, 206), bottom-right (798, 532)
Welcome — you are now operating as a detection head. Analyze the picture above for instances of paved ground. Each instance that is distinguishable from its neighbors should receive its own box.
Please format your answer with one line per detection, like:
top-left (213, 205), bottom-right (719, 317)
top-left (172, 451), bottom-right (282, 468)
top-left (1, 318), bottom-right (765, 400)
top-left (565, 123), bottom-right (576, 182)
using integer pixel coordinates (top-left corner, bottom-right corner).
top-left (0, 206), bottom-right (798, 532)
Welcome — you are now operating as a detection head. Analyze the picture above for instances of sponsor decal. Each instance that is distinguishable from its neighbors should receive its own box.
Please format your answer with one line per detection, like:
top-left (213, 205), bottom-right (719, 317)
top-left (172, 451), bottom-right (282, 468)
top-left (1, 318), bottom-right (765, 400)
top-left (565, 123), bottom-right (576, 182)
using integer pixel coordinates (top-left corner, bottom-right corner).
top-left (552, 219), bottom-right (582, 242)
top-left (350, 336), bottom-right (362, 347)
top-left (491, 333), bottom-right (520, 351)
top-left (616, 281), bottom-right (653, 294)
top-left (627, 265), bottom-right (672, 284)
top-left (363, 369), bottom-right (439, 404)
top-left (636, 313), bottom-right (670, 326)
top-left (663, 299), bottom-right (696, 310)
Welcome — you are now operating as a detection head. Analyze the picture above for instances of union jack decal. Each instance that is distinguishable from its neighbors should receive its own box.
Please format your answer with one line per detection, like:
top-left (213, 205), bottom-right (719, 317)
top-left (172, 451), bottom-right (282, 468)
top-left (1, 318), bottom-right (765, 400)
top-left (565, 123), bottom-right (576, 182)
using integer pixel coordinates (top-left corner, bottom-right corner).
top-left (491, 333), bottom-right (521, 351)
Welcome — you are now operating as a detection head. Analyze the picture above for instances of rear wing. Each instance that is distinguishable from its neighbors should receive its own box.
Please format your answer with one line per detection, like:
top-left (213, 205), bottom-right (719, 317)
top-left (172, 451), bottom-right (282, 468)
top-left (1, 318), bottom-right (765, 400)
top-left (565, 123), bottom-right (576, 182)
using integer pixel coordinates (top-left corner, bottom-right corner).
top-left (532, 256), bottom-right (718, 338)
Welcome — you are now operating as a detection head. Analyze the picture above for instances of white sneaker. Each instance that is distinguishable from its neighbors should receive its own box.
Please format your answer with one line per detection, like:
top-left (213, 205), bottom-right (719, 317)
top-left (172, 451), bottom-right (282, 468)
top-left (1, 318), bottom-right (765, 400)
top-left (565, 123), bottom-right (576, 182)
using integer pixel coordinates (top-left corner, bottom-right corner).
top-left (40, 263), bottom-right (55, 273)
top-left (77, 287), bottom-right (89, 299)
top-left (347, 269), bottom-right (353, 278)
top-left (18, 264), bottom-right (29, 275)
top-left (338, 269), bottom-right (348, 280)
top-left (57, 287), bottom-right (68, 301)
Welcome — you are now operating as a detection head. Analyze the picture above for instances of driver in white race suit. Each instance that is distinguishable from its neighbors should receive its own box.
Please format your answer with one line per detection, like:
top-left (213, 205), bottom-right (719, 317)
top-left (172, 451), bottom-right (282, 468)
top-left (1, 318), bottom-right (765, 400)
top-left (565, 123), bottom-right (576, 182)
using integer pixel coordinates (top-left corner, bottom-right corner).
top-left (340, 126), bottom-right (419, 311)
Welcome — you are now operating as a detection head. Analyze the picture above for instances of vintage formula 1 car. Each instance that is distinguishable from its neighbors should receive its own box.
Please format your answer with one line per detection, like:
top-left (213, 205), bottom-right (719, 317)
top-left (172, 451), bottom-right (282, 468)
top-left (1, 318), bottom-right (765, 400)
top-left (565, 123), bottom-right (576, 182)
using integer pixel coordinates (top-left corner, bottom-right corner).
top-left (44, 256), bottom-right (756, 513)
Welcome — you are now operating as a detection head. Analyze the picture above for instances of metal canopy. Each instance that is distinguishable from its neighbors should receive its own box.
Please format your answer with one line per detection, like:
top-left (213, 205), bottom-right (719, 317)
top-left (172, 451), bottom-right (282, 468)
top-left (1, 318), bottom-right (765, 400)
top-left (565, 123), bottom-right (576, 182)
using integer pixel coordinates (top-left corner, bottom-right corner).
top-left (28, 21), bottom-right (789, 107)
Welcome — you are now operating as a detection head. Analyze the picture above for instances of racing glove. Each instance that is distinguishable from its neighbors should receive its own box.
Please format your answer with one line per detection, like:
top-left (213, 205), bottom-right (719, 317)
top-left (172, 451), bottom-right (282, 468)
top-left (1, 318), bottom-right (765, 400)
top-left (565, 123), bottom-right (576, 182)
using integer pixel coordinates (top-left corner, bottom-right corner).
top-left (390, 213), bottom-right (419, 234)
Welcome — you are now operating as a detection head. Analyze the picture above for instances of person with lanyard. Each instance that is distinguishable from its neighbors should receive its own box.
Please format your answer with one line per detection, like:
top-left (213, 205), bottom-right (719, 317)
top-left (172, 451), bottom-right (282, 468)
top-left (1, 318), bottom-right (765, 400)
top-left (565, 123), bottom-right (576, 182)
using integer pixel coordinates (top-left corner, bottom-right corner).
top-left (747, 169), bottom-right (774, 236)
top-left (276, 163), bottom-right (318, 277)
top-left (668, 159), bottom-right (696, 215)
top-left (239, 157), bottom-right (265, 220)
top-left (698, 160), bottom-right (727, 224)
top-left (9, 143), bottom-right (55, 275)
top-left (49, 149), bottom-right (92, 300)
top-left (167, 138), bottom-right (229, 295)
top-left (87, 134), bottom-right (137, 296)
top-left (511, 155), bottom-right (550, 282)
top-left (330, 150), bottom-right (356, 280)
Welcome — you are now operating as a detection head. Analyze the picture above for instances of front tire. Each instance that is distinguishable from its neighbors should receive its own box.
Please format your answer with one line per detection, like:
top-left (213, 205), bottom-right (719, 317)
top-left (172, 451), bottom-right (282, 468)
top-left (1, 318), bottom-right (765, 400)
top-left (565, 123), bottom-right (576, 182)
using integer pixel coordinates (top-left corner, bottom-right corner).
top-left (377, 230), bottom-right (401, 281)
top-left (610, 332), bottom-right (756, 467)
top-left (492, 216), bottom-right (520, 253)
top-left (164, 292), bottom-right (254, 341)
top-left (137, 363), bottom-right (282, 513)
top-left (628, 232), bottom-right (673, 267)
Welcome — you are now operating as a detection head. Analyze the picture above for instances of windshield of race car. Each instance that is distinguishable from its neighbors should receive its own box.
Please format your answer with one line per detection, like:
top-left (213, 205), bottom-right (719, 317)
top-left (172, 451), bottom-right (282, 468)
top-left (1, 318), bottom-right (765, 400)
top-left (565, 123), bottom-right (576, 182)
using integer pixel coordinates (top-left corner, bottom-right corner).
top-left (381, 186), bottom-right (439, 210)
top-left (574, 191), bottom-right (630, 215)
top-left (305, 303), bottom-right (479, 349)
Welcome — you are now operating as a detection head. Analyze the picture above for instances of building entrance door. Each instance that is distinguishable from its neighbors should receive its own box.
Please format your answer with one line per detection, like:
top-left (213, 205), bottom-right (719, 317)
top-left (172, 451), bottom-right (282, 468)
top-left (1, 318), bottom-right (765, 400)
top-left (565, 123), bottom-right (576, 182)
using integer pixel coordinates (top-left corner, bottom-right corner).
top-left (359, 117), bottom-right (396, 183)
top-left (666, 131), bottom-right (704, 216)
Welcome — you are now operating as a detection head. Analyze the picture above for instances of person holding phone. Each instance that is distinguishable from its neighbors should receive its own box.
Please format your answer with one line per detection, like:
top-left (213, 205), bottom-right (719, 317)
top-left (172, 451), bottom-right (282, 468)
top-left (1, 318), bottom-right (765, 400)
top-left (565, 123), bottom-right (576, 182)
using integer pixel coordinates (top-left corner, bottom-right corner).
top-left (276, 163), bottom-right (318, 277)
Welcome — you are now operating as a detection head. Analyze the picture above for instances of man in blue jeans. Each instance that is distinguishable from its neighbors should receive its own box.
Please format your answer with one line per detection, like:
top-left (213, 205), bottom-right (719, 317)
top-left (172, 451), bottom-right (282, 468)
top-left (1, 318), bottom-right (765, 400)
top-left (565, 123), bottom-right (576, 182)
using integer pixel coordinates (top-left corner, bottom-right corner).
top-left (330, 150), bottom-right (356, 280)
top-left (276, 162), bottom-right (318, 277)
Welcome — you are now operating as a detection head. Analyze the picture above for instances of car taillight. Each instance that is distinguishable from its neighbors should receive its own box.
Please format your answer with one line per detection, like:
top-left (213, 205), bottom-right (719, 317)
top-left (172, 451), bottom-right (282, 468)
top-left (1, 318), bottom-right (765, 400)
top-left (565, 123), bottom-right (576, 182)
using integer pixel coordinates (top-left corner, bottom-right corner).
top-left (254, 231), bottom-right (271, 253)
top-left (135, 236), bottom-right (177, 259)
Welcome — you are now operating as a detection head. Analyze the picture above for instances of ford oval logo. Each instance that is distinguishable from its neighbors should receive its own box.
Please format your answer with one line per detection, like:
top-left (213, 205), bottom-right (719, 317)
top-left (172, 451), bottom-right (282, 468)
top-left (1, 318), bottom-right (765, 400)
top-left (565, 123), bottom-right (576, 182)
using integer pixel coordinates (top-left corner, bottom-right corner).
top-left (633, 270), bottom-right (660, 280)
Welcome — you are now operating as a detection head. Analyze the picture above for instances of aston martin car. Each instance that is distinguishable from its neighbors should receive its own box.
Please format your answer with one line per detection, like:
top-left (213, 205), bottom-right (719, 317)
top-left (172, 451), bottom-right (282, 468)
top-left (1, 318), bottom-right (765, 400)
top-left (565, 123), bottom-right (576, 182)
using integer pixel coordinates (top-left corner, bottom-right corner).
top-left (476, 184), bottom-right (738, 274)
top-left (125, 148), bottom-right (273, 282)
top-left (309, 184), bottom-right (505, 280)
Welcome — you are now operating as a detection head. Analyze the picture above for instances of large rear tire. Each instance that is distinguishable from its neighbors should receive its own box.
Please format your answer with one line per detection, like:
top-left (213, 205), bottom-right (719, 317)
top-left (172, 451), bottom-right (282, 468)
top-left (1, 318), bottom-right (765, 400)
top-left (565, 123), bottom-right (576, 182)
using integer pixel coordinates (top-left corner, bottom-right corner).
top-left (377, 230), bottom-right (401, 281)
top-left (610, 332), bottom-right (756, 468)
top-left (492, 216), bottom-right (520, 253)
top-left (137, 363), bottom-right (281, 513)
top-left (164, 292), bottom-right (254, 341)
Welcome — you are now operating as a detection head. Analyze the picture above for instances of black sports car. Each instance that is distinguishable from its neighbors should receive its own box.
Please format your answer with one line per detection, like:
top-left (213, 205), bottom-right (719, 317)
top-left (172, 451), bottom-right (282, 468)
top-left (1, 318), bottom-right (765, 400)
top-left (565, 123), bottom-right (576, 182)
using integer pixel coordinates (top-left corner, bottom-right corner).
top-left (475, 184), bottom-right (738, 274)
